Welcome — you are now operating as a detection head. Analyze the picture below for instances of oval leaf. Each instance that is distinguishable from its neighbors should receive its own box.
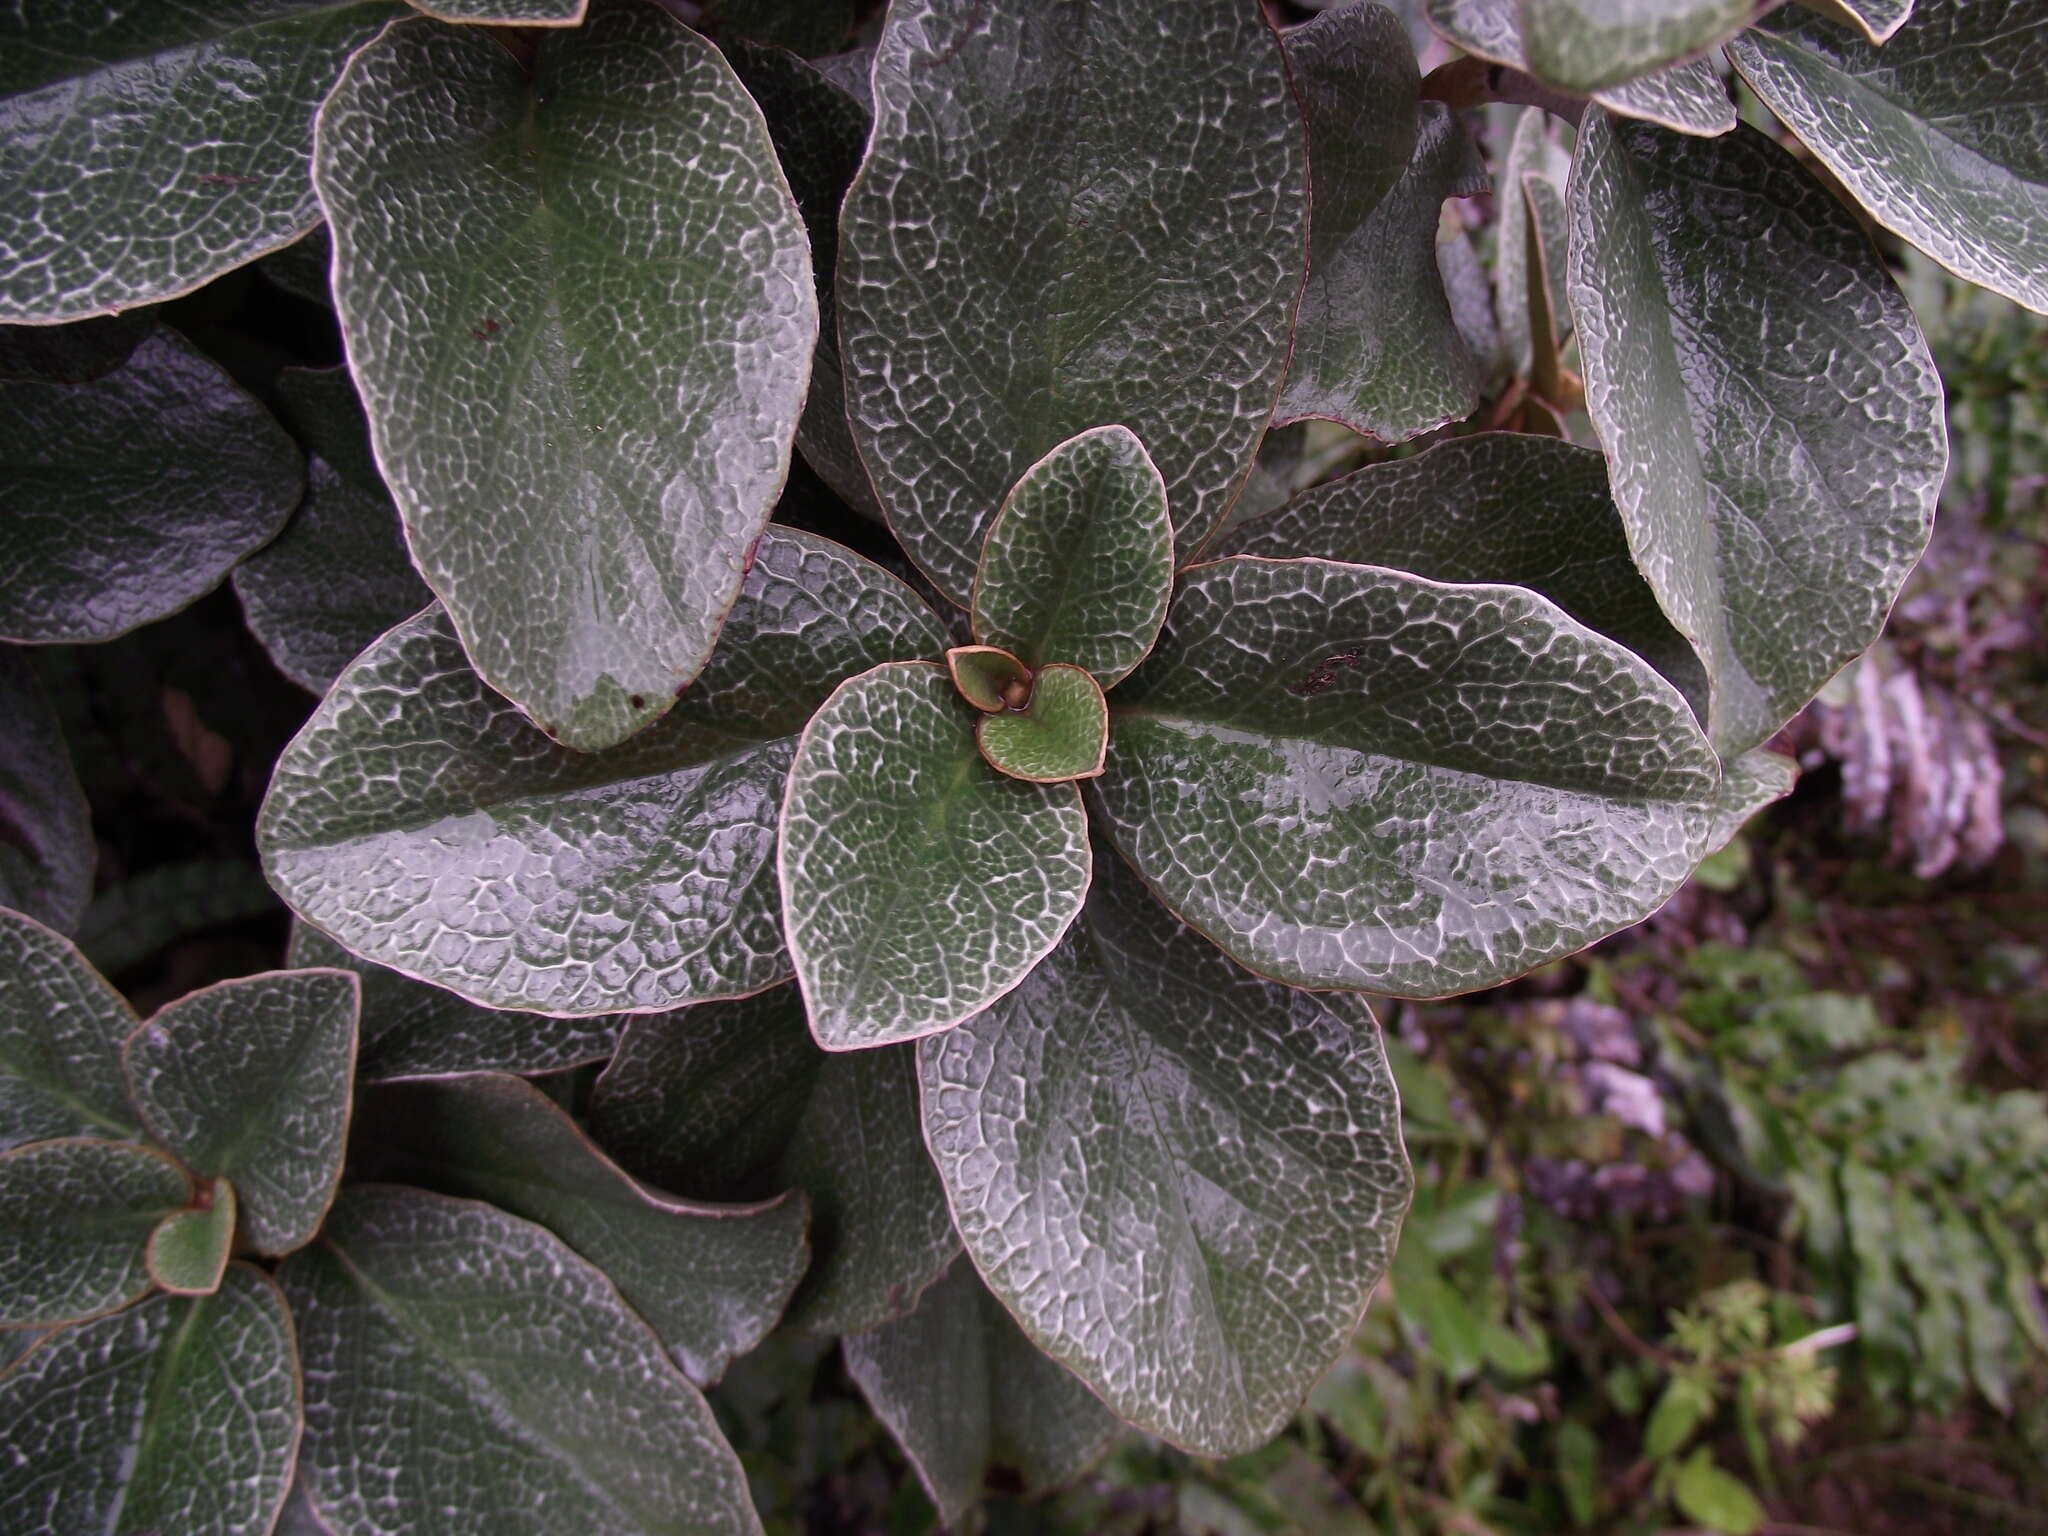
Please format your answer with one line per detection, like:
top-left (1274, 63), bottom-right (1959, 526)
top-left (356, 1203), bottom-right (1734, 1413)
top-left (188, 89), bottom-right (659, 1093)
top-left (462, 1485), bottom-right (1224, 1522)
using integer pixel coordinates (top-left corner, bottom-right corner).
top-left (780, 662), bottom-right (1091, 1050)
top-left (234, 366), bottom-right (435, 694)
top-left (281, 1185), bottom-right (761, 1536)
top-left (976, 664), bottom-right (1109, 784)
top-left (0, 326), bottom-right (303, 643)
top-left (1097, 558), bottom-right (1721, 997)
top-left (1567, 111), bottom-right (1945, 756)
top-left (124, 969), bottom-right (359, 1256)
top-left (1520, 0), bottom-right (1753, 91)
top-left (839, 0), bottom-right (1308, 600)
top-left (919, 857), bottom-right (1412, 1456)
top-left (589, 986), bottom-right (959, 1335)
top-left (0, 654), bottom-right (93, 936)
top-left (259, 528), bottom-right (946, 1016)
top-left (358, 1073), bottom-right (807, 1385)
top-left (0, 3), bottom-right (406, 323)
top-left (948, 646), bottom-right (1034, 714)
top-left (1729, 1), bottom-right (2048, 315)
top-left (0, 1139), bottom-right (190, 1326)
top-left (314, 2), bottom-right (816, 751)
top-left (971, 426), bottom-right (1173, 687)
top-left (0, 908), bottom-right (140, 1152)
top-left (146, 1180), bottom-right (237, 1297)
top-left (1215, 432), bottom-right (1707, 719)
top-left (0, 1265), bottom-right (300, 1535)
top-left (843, 1258), bottom-right (1122, 1528)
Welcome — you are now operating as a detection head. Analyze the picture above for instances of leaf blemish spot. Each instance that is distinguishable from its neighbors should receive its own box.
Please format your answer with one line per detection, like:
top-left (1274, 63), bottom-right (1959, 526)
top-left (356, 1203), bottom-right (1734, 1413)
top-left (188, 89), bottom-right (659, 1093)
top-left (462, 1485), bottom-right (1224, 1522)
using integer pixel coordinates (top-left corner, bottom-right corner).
top-left (1287, 648), bottom-right (1363, 697)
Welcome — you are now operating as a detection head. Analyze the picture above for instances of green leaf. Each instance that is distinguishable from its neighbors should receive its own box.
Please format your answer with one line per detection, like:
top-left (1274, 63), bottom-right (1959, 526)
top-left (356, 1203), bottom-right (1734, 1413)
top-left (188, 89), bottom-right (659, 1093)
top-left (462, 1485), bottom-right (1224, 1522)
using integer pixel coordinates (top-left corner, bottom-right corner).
top-left (0, 325), bottom-right (303, 643)
top-left (145, 1180), bottom-right (236, 1296)
top-left (0, 908), bottom-right (140, 1151)
top-left (123, 968), bottom-right (358, 1255)
top-left (1799, 0), bottom-right (1913, 44)
top-left (0, 650), bottom-right (93, 935)
top-left (1671, 1447), bottom-right (1765, 1536)
top-left (780, 662), bottom-right (1091, 1049)
top-left (948, 646), bottom-right (1035, 714)
top-left (1729, 0), bottom-right (2048, 315)
top-left (1644, 1371), bottom-right (1713, 1459)
top-left (1938, 1198), bottom-right (2014, 1413)
top-left (281, 1185), bottom-right (762, 1536)
top-left (259, 527), bottom-right (946, 1016)
top-left (589, 986), bottom-right (959, 1335)
top-left (234, 366), bottom-right (434, 694)
top-left (917, 855), bottom-right (1411, 1456)
top-left (1424, 0), bottom-right (1737, 134)
top-left (1215, 432), bottom-right (1707, 720)
top-left (1277, 8), bottom-right (1484, 440)
top-left (0, 1139), bottom-right (190, 1326)
top-left (839, 0), bottom-right (1308, 600)
top-left (411, 0), bottom-right (585, 19)
top-left (971, 426), bottom-right (1174, 687)
top-left (76, 861), bottom-right (283, 980)
top-left (358, 1073), bottom-right (807, 1385)
top-left (1097, 557), bottom-right (1721, 997)
top-left (287, 923), bottom-right (625, 1082)
top-left (1493, 111), bottom-right (1574, 379)
top-left (843, 1258), bottom-right (1122, 1528)
top-left (1567, 112), bottom-right (1945, 756)
top-left (1520, 0), bottom-right (1753, 92)
top-left (977, 665), bottom-right (1109, 784)
top-left (0, 1265), bottom-right (300, 1535)
top-left (0, 3), bottom-right (406, 323)
top-left (314, 3), bottom-right (816, 751)
top-left (1555, 1417), bottom-right (1601, 1526)
top-left (1703, 749), bottom-right (1797, 855)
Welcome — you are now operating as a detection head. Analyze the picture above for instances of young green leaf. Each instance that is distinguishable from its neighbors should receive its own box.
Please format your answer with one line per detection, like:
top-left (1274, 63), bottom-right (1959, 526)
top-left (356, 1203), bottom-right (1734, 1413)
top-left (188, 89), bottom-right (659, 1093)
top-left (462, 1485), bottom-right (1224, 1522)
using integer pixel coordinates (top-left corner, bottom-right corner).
top-left (1097, 558), bottom-right (1721, 997)
top-left (918, 856), bottom-right (1412, 1456)
top-left (976, 664), bottom-right (1109, 784)
top-left (313, 2), bottom-right (816, 751)
top-left (589, 986), bottom-right (960, 1335)
top-left (0, 326), bottom-right (303, 644)
top-left (145, 1180), bottom-right (237, 1297)
top-left (1568, 112), bottom-right (1946, 756)
top-left (234, 366), bottom-right (434, 694)
top-left (0, 653), bottom-right (94, 935)
top-left (259, 528), bottom-right (947, 1016)
top-left (1216, 432), bottom-right (1707, 720)
top-left (1520, 0), bottom-right (1753, 92)
top-left (358, 1073), bottom-right (808, 1385)
top-left (779, 662), bottom-right (1091, 1049)
top-left (947, 646), bottom-right (1035, 714)
top-left (843, 1259), bottom-right (1123, 1529)
top-left (839, 0), bottom-right (1308, 600)
top-left (1671, 1447), bottom-right (1765, 1535)
top-left (281, 1186), bottom-right (762, 1536)
top-left (1492, 111), bottom-right (1573, 379)
top-left (0, 1139), bottom-right (190, 1326)
top-left (123, 969), bottom-right (358, 1256)
top-left (0, 908), bottom-right (141, 1151)
top-left (971, 426), bottom-right (1173, 687)
top-left (0, 3), bottom-right (406, 323)
top-left (0, 1265), bottom-right (300, 1535)
top-left (1730, 0), bottom-right (2048, 315)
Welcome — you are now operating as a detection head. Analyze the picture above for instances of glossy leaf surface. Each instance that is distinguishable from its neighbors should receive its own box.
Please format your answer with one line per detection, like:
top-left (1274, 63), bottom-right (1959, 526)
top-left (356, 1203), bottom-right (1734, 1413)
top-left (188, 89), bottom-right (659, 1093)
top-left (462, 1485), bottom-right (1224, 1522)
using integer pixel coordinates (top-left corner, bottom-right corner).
top-left (1809, 0), bottom-right (1913, 42)
top-left (0, 327), bottom-right (302, 643)
top-left (1568, 112), bottom-right (1945, 755)
top-left (780, 663), bottom-right (1090, 1049)
top-left (361, 1073), bottom-right (807, 1384)
top-left (1520, 0), bottom-right (1753, 90)
top-left (0, 2), bottom-right (405, 323)
top-left (843, 1259), bottom-right (1122, 1527)
top-left (0, 1139), bottom-right (189, 1326)
top-left (1705, 748), bottom-right (1798, 854)
top-left (1277, 11), bottom-right (1485, 440)
top-left (315, 3), bottom-right (815, 750)
top-left (234, 366), bottom-right (434, 693)
top-left (412, 0), bottom-right (585, 18)
top-left (919, 859), bottom-right (1411, 1455)
top-left (1424, 0), bottom-right (1736, 134)
top-left (260, 528), bottom-right (946, 1016)
top-left (288, 924), bottom-right (625, 1082)
top-left (590, 986), bottom-right (958, 1334)
top-left (0, 909), bottom-right (139, 1151)
top-left (1493, 111), bottom-right (1574, 378)
top-left (0, 1265), bottom-right (300, 1535)
top-left (976, 665), bottom-right (1108, 784)
top-left (283, 1186), bottom-right (761, 1536)
top-left (1215, 433), bottom-right (1707, 719)
top-left (0, 652), bottom-right (93, 934)
top-left (146, 1181), bottom-right (236, 1296)
top-left (1097, 558), bottom-right (1721, 996)
top-left (1730, 1), bottom-right (2048, 314)
top-left (971, 426), bottom-right (1173, 688)
top-left (948, 647), bottom-right (1033, 714)
top-left (124, 969), bottom-right (359, 1255)
top-left (839, 0), bottom-right (1308, 599)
